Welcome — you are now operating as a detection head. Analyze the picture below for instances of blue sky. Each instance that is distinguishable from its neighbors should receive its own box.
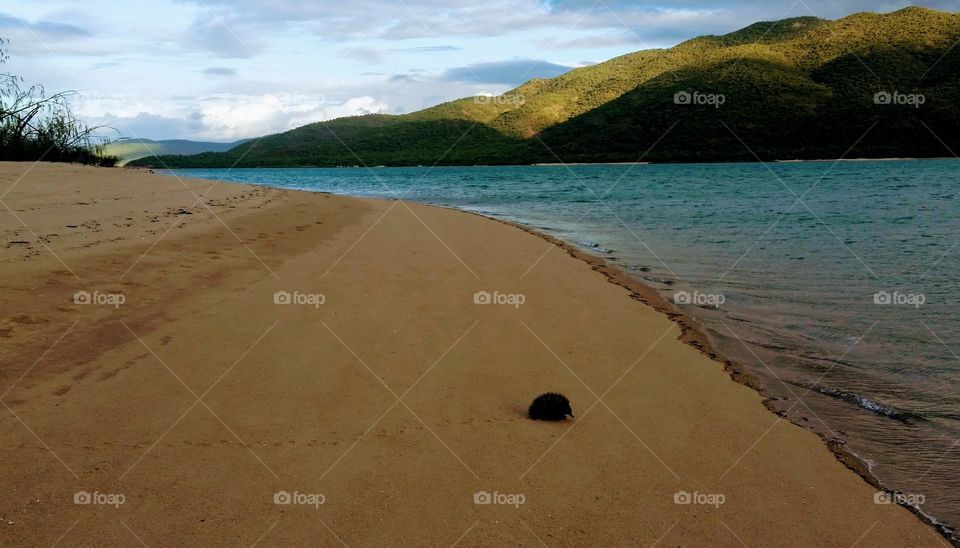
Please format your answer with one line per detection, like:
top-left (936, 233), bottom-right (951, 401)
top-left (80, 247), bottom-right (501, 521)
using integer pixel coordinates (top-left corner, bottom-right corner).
top-left (1, 0), bottom-right (957, 141)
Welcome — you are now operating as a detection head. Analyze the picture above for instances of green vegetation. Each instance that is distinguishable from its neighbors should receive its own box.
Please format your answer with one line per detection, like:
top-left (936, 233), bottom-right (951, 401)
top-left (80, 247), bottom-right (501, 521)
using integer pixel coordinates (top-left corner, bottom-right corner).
top-left (131, 7), bottom-right (960, 168)
top-left (0, 39), bottom-right (118, 166)
top-left (104, 138), bottom-right (250, 165)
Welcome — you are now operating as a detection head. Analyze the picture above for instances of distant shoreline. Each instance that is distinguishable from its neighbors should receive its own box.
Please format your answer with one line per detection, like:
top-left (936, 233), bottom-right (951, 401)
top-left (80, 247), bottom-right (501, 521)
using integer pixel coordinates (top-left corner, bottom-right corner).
top-left (774, 157), bottom-right (928, 163)
top-left (141, 156), bottom-right (954, 171)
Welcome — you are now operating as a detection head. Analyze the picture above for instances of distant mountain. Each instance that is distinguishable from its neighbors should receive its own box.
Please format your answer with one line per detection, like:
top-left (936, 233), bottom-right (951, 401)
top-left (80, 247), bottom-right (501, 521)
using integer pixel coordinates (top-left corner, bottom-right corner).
top-left (130, 7), bottom-right (960, 168)
top-left (107, 138), bottom-right (248, 166)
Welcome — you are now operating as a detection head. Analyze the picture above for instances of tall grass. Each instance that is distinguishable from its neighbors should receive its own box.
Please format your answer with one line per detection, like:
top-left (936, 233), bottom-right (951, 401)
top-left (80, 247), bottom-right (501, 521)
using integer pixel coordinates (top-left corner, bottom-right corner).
top-left (0, 38), bottom-right (118, 166)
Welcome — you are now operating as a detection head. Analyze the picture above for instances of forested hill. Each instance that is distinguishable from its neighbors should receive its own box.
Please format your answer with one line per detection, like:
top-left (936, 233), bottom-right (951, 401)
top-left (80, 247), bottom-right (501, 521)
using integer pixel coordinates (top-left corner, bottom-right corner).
top-left (130, 7), bottom-right (960, 168)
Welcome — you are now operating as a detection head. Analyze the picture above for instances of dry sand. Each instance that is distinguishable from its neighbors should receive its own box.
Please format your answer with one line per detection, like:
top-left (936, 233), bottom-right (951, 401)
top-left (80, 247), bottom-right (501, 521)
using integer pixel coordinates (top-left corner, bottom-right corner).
top-left (0, 162), bottom-right (945, 546)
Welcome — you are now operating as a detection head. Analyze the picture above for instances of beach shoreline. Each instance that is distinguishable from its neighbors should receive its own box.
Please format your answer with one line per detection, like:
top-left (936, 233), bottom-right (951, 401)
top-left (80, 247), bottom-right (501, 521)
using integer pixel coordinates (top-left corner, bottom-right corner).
top-left (126, 157), bottom-right (951, 172)
top-left (0, 162), bottom-right (946, 546)
top-left (468, 210), bottom-right (957, 544)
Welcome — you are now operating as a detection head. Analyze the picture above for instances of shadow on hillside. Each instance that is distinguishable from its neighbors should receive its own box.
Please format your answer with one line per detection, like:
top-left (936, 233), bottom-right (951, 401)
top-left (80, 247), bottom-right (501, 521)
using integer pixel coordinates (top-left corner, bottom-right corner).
top-left (535, 46), bottom-right (960, 163)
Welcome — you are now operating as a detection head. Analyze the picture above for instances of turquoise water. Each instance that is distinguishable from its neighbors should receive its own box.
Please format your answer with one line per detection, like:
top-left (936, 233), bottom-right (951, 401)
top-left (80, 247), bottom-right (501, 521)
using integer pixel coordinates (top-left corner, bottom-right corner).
top-left (170, 161), bottom-right (960, 536)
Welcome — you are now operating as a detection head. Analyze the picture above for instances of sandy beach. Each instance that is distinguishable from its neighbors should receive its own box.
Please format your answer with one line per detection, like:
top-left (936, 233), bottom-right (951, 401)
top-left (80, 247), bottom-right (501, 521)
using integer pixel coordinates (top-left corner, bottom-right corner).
top-left (0, 163), bottom-right (944, 546)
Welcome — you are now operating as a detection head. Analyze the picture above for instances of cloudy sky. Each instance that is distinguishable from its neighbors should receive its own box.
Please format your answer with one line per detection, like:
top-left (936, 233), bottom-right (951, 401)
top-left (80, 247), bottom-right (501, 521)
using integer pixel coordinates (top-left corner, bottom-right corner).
top-left (1, 0), bottom-right (957, 142)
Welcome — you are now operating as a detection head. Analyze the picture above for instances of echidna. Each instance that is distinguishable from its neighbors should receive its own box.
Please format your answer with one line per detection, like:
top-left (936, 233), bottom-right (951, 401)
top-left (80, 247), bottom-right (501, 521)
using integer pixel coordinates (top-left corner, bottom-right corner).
top-left (528, 393), bottom-right (574, 421)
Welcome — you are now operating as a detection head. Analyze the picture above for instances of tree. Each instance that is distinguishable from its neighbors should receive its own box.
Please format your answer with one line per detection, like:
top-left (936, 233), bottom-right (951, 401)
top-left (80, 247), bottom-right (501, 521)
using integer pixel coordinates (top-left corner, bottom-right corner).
top-left (0, 38), bottom-right (118, 166)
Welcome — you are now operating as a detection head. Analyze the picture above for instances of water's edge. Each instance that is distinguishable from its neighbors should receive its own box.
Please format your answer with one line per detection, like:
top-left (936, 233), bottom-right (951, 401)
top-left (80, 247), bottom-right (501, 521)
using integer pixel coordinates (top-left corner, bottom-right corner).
top-left (456, 207), bottom-right (956, 546)
top-left (146, 169), bottom-right (955, 544)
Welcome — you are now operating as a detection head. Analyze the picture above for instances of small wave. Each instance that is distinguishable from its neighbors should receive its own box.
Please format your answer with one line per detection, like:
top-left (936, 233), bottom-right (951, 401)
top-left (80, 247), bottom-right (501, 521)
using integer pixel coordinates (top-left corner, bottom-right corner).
top-left (576, 241), bottom-right (612, 254)
top-left (787, 381), bottom-right (924, 423)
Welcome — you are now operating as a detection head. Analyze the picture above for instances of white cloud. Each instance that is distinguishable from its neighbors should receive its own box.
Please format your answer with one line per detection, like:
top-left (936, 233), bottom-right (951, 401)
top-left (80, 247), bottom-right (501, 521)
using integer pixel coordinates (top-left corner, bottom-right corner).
top-left (84, 93), bottom-right (391, 141)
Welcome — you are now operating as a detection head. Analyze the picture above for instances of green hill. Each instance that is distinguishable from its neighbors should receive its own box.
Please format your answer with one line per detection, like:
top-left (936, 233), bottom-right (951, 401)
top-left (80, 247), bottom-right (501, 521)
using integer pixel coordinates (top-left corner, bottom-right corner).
top-left (106, 138), bottom-right (248, 166)
top-left (130, 7), bottom-right (960, 168)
